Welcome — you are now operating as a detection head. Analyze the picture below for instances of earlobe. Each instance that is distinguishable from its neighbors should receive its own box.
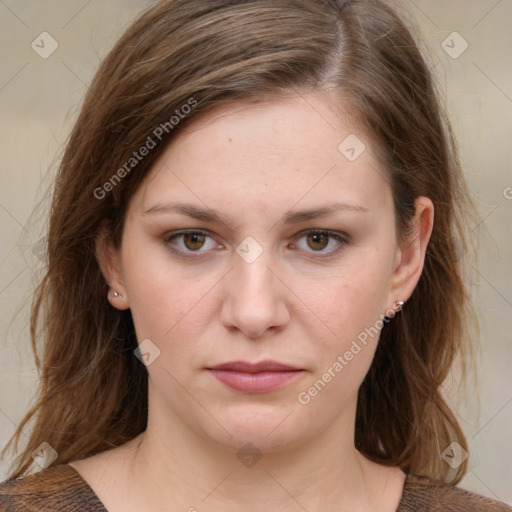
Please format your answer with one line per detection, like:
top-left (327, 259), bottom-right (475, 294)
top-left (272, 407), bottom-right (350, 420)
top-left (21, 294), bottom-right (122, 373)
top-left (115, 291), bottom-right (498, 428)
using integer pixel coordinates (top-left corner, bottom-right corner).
top-left (387, 196), bottom-right (434, 307)
top-left (95, 229), bottom-right (130, 310)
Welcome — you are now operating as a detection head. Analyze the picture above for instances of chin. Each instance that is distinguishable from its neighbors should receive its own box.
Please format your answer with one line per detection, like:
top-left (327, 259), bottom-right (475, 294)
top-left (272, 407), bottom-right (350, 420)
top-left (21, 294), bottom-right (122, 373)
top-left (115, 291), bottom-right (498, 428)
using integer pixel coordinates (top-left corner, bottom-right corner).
top-left (200, 403), bottom-right (312, 455)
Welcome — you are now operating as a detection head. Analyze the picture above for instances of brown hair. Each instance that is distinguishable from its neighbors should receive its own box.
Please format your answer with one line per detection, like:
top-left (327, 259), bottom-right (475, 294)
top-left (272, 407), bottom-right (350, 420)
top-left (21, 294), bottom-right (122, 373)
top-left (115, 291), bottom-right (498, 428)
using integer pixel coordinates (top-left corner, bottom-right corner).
top-left (2, 0), bottom-right (478, 484)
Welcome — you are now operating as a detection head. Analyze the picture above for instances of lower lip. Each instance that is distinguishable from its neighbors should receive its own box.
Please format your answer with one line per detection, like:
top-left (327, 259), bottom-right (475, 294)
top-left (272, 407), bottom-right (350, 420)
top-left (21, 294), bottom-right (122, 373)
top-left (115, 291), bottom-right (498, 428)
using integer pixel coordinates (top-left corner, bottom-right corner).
top-left (208, 369), bottom-right (302, 393)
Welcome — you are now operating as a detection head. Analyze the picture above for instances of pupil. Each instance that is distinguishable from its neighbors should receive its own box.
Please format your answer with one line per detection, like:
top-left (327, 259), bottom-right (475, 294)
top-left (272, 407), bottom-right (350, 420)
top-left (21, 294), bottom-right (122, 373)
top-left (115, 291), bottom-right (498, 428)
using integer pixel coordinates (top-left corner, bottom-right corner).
top-left (186, 233), bottom-right (204, 250)
top-left (309, 233), bottom-right (327, 250)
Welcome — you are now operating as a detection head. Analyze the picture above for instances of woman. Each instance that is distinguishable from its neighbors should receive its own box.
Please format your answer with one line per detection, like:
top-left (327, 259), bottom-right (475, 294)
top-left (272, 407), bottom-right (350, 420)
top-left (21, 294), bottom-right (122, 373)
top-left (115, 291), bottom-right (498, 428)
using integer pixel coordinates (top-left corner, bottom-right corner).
top-left (1, 0), bottom-right (510, 510)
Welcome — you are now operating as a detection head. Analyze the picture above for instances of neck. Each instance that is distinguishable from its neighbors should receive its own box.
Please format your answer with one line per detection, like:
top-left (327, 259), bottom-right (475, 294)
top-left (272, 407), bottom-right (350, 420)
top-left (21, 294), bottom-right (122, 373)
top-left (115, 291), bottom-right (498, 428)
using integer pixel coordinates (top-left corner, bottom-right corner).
top-left (124, 396), bottom-right (396, 511)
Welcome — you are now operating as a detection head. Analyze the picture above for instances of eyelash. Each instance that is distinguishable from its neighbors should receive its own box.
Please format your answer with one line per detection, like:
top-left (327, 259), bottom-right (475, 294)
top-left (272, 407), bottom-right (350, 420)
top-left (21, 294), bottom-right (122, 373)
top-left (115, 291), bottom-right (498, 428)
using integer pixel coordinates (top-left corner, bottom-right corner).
top-left (162, 229), bottom-right (349, 259)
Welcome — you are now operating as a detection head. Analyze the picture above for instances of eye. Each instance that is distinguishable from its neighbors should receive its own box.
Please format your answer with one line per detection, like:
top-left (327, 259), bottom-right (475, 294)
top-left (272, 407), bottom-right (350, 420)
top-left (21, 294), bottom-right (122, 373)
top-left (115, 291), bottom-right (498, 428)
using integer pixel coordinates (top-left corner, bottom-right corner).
top-left (291, 230), bottom-right (348, 255)
top-left (163, 228), bottom-right (348, 258)
top-left (164, 229), bottom-right (219, 254)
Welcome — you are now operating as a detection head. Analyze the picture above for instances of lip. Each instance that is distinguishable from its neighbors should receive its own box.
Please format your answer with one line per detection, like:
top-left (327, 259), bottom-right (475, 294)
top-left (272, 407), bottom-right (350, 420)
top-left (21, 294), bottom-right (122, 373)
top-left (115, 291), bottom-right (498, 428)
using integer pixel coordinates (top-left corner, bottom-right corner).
top-left (207, 360), bottom-right (303, 393)
top-left (209, 360), bottom-right (301, 372)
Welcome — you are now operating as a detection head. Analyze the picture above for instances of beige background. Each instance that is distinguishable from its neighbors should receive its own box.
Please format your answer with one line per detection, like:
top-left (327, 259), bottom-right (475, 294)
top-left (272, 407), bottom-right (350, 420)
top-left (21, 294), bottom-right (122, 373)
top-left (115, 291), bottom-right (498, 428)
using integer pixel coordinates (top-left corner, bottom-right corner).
top-left (0, 0), bottom-right (511, 504)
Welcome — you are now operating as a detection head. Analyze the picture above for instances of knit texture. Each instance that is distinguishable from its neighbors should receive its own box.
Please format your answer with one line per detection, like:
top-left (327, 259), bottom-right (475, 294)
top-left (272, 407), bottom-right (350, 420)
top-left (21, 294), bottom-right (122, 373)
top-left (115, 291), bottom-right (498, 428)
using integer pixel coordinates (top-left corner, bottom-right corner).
top-left (1, 464), bottom-right (510, 511)
top-left (0, 465), bottom-right (107, 511)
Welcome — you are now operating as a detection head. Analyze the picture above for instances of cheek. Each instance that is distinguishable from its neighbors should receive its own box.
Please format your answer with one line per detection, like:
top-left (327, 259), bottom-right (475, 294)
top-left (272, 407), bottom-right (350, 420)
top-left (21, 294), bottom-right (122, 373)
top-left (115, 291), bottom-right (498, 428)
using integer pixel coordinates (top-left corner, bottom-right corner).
top-left (121, 224), bottom-right (394, 369)
top-left (296, 277), bottom-right (387, 413)
top-left (304, 256), bottom-right (392, 347)
top-left (126, 270), bottom-right (215, 342)
top-left (296, 254), bottom-right (393, 403)
top-left (120, 236), bottom-right (218, 344)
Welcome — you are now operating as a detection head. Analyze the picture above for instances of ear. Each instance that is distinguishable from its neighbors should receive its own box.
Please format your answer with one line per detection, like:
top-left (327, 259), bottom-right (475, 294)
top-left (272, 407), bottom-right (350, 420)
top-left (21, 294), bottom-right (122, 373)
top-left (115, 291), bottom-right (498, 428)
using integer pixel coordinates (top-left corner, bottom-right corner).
top-left (387, 196), bottom-right (434, 308)
top-left (95, 228), bottom-right (130, 310)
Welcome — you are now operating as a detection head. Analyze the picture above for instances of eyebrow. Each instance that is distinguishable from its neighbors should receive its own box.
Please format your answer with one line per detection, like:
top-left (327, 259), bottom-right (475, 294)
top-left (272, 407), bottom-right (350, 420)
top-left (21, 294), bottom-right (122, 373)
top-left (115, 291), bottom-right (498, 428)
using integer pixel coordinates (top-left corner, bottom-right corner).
top-left (143, 200), bottom-right (369, 227)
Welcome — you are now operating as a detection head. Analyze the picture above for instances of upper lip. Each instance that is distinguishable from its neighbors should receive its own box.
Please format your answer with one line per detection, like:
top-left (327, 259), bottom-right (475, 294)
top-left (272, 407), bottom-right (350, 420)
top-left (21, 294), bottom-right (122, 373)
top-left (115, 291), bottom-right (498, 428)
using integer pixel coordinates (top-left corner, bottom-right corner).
top-left (208, 360), bottom-right (301, 372)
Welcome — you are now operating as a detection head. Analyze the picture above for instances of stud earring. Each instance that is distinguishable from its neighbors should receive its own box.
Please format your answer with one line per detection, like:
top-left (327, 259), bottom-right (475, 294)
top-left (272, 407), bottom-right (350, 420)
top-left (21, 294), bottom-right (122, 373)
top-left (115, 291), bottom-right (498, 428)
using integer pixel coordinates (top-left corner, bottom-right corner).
top-left (394, 300), bottom-right (405, 311)
top-left (110, 290), bottom-right (121, 298)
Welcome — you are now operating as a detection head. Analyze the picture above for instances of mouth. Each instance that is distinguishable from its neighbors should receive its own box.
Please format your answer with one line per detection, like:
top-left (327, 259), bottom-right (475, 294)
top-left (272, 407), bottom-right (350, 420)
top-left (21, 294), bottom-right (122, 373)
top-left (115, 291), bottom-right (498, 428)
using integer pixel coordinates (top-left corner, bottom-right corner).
top-left (206, 360), bottom-right (304, 393)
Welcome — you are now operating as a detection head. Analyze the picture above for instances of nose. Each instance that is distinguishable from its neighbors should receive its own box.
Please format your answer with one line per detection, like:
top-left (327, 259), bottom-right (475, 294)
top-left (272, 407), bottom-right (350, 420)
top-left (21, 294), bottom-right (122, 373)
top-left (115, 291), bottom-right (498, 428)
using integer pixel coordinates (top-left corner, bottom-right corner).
top-left (220, 250), bottom-right (291, 339)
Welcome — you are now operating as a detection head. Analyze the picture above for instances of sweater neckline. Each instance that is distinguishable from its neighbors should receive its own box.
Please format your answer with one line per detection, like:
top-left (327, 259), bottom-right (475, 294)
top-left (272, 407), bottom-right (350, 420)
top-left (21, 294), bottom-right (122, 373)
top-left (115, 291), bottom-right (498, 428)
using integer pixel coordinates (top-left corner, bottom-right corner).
top-left (65, 463), bottom-right (413, 511)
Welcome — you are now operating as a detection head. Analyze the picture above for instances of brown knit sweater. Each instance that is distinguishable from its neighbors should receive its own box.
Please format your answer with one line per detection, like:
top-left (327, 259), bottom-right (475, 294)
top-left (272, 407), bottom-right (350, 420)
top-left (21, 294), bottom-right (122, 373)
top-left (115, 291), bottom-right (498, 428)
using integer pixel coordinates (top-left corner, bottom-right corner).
top-left (0, 464), bottom-right (510, 511)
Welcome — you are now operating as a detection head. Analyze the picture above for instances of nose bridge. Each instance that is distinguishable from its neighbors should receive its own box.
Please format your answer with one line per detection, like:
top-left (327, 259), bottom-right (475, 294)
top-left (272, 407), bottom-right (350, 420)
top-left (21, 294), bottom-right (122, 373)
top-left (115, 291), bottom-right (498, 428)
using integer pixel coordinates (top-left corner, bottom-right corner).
top-left (221, 242), bottom-right (289, 337)
top-left (235, 251), bottom-right (273, 297)
top-left (233, 234), bottom-right (275, 293)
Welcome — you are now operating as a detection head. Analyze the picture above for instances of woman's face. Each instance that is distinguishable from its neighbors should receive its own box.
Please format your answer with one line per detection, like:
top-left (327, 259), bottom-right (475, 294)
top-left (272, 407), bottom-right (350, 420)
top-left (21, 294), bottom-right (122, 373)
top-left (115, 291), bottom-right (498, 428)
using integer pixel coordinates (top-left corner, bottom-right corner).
top-left (102, 90), bottom-right (432, 454)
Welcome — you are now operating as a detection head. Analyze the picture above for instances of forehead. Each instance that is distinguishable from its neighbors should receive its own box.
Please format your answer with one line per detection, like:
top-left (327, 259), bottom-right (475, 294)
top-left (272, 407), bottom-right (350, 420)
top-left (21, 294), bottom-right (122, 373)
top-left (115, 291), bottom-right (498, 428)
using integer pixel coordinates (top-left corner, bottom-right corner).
top-left (132, 90), bottom-right (391, 223)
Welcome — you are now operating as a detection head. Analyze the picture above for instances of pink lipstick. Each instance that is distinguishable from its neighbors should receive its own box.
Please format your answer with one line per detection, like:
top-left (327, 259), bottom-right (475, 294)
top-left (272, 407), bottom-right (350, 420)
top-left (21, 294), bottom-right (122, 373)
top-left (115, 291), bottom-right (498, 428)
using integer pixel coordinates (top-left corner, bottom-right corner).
top-left (207, 360), bottom-right (303, 393)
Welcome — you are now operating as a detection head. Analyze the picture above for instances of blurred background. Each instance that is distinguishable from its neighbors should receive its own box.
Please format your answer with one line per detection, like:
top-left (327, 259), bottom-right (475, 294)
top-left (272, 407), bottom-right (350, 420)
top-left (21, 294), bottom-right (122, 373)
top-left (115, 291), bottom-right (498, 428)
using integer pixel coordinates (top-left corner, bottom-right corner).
top-left (0, 0), bottom-right (510, 504)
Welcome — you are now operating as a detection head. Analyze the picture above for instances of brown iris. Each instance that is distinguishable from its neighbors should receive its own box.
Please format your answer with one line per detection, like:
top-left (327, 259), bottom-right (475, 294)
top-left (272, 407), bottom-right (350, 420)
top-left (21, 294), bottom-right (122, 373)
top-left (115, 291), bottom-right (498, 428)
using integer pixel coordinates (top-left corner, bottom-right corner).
top-left (183, 233), bottom-right (206, 251)
top-left (306, 232), bottom-right (329, 251)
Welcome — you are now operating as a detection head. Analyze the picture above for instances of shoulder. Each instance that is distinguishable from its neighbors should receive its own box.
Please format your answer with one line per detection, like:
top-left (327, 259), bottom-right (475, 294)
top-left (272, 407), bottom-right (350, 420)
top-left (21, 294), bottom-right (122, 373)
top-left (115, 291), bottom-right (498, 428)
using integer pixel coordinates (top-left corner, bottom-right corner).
top-left (0, 464), bottom-right (106, 511)
top-left (399, 473), bottom-right (512, 511)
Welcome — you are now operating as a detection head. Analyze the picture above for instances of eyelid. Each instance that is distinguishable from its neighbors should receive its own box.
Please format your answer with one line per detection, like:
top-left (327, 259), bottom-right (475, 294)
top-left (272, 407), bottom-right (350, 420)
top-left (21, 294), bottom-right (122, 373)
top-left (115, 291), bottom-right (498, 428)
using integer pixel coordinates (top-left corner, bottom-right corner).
top-left (289, 229), bottom-right (349, 256)
top-left (162, 228), bottom-right (349, 257)
top-left (163, 228), bottom-right (220, 256)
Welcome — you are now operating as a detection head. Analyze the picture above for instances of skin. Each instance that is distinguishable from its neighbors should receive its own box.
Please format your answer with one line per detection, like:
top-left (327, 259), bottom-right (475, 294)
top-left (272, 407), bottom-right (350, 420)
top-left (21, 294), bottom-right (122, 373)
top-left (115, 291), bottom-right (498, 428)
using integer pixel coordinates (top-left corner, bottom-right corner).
top-left (70, 89), bottom-right (434, 512)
